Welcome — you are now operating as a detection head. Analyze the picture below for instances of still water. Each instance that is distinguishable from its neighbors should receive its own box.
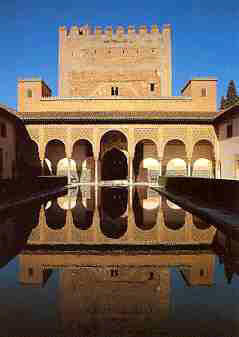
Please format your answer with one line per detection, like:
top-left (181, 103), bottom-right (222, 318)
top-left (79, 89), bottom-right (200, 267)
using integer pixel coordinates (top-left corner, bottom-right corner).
top-left (0, 186), bottom-right (238, 337)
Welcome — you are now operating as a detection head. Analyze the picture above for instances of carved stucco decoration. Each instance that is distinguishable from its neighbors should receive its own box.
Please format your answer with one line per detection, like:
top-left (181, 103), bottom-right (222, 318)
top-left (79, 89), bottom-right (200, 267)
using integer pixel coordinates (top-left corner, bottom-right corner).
top-left (98, 127), bottom-right (129, 140)
top-left (134, 128), bottom-right (159, 143)
top-left (27, 126), bottom-right (40, 142)
top-left (43, 126), bottom-right (68, 145)
top-left (161, 126), bottom-right (189, 157)
top-left (70, 128), bottom-right (94, 143)
top-left (191, 126), bottom-right (218, 159)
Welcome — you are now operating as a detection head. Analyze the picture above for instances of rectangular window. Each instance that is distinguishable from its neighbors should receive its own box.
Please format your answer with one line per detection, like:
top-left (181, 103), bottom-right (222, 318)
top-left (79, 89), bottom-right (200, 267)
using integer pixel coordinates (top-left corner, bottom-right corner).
top-left (27, 89), bottom-right (32, 98)
top-left (227, 123), bottom-right (233, 138)
top-left (0, 123), bottom-right (6, 138)
top-left (0, 148), bottom-right (3, 178)
top-left (111, 87), bottom-right (119, 96)
top-left (236, 160), bottom-right (239, 180)
top-left (201, 88), bottom-right (207, 97)
top-left (150, 83), bottom-right (155, 92)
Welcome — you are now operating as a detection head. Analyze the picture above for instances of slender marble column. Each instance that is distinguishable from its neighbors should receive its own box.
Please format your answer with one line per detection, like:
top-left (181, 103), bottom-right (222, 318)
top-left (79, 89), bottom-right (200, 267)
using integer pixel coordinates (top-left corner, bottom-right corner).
top-left (95, 158), bottom-right (98, 185)
top-left (129, 156), bottom-right (133, 185)
top-left (67, 158), bottom-right (71, 185)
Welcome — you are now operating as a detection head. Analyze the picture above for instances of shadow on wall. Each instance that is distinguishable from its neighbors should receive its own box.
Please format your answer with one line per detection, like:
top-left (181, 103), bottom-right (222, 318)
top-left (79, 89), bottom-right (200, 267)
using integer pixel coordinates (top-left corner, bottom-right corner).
top-left (15, 120), bottom-right (41, 178)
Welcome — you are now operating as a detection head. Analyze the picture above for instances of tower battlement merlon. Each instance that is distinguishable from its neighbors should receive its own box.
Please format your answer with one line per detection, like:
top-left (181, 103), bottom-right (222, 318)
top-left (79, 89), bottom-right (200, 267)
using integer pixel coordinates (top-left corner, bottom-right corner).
top-left (58, 24), bottom-right (162, 39)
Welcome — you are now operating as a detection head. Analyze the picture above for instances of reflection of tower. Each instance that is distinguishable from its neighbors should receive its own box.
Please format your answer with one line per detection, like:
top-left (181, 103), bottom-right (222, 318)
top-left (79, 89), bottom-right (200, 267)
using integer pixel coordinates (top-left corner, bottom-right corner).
top-left (18, 248), bottom-right (216, 336)
top-left (19, 254), bottom-right (52, 287)
top-left (58, 266), bottom-right (171, 336)
top-left (180, 254), bottom-right (215, 286)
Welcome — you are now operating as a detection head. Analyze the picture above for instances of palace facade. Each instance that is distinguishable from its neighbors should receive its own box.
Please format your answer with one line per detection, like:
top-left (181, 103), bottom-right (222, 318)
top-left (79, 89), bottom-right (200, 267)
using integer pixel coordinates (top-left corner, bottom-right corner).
top-left (16, 24), bottom-right (221, 183)
top-left (215, 80), bottom-right (239, 180)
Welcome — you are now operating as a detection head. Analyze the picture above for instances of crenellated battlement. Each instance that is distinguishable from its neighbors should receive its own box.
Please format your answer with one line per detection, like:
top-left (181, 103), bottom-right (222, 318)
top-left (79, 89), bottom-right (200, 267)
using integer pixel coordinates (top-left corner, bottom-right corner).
top-left (58, 23), bottom-right (172, 97)
top-left (59, 23), bottom-right (170, 39)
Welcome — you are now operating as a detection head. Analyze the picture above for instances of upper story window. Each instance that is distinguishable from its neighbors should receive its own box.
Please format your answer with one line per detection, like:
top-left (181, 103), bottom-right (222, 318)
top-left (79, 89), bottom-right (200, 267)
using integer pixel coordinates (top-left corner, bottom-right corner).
top-left (0, 123), bottom-right (6, 138)
top-left (227, 123), bottom-right (233, 138)
top-left (201, 88), bottom-right (207, 97)
top-left (27, 89), bottom-right (32, 98)
top-left (150, 83), bottom-right (155, 92)
top-left (111, 87), bottom-right (119, 96)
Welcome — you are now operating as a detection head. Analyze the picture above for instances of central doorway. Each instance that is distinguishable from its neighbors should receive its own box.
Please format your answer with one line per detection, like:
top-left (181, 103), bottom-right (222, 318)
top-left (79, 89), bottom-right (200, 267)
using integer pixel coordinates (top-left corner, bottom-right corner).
top-left (102, 148), bottom-right (128, 181)
top-left (100, 130), bottom-right (128, 182)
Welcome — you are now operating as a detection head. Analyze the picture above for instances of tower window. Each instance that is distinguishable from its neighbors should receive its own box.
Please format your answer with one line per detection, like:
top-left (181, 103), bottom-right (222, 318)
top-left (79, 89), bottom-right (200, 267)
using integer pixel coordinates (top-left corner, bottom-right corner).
top-left (110, 269), bottom-right (118, 277)
top-left (28, 268), bottom-right (34, 278)
top-left (201, 88), bottom-right (207, 97)
top-left (111, 87), bottom-right (119, 96)
top-left (227, 123), bottom-right (233, 138)
top-left (0, 123), bottom-right (6, 138)
top-left (150, 83), bottom-right (155, 92)
top-left (0, 148), bottom-right (2, 178)
top-left (27, 89), bottom-right (32, 98)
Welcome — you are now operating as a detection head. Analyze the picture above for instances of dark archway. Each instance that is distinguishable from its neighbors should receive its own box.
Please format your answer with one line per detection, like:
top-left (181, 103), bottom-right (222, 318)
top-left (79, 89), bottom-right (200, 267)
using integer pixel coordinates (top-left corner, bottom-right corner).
top-left (102, 148), bottom-right (128, 181)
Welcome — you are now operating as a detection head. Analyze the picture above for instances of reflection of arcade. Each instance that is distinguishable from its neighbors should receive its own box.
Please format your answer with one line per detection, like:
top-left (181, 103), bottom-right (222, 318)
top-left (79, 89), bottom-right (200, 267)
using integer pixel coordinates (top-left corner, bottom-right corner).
top-left (100, 187), bottom-right (128, 239)
top-left (28, 186), bottom-right (216, 245)
top-left (133, 187), bottom-right (160, 230)
top-left (19, 249), bottom-right (216, 336)
top-left (72, 188), bottom-right (94, 230)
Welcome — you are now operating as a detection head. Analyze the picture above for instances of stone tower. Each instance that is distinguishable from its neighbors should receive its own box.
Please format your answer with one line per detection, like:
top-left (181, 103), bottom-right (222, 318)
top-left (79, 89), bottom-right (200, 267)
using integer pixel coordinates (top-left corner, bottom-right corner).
top-left (58, 24), bottom-right (172, 97)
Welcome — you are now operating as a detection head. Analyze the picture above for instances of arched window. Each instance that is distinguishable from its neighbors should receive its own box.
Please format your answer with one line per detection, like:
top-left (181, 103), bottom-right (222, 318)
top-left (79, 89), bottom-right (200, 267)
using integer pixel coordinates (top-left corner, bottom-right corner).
top-left (27, 89), bottom-right (32, 98)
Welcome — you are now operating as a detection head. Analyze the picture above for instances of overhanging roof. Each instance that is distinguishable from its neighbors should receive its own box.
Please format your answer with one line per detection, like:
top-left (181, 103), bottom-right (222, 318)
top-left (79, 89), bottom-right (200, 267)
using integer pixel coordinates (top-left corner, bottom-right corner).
top-left (17, 110), bottom-right (217, 124)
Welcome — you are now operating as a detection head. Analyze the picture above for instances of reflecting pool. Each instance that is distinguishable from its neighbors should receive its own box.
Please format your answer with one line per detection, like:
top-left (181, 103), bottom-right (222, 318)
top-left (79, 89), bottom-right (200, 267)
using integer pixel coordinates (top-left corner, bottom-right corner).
top-left (0, 186), bottom-right (238, 337)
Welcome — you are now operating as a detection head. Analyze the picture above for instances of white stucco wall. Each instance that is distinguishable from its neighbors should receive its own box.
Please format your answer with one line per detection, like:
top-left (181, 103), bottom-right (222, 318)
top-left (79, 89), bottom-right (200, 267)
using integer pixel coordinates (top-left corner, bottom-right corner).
top-left (219, 136), bottom-right (239, 180)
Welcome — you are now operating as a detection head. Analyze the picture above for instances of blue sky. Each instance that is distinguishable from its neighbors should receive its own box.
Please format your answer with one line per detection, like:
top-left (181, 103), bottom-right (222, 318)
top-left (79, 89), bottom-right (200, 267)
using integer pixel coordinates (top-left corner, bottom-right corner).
top-left (0, 0), bottom-right (238, 109)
